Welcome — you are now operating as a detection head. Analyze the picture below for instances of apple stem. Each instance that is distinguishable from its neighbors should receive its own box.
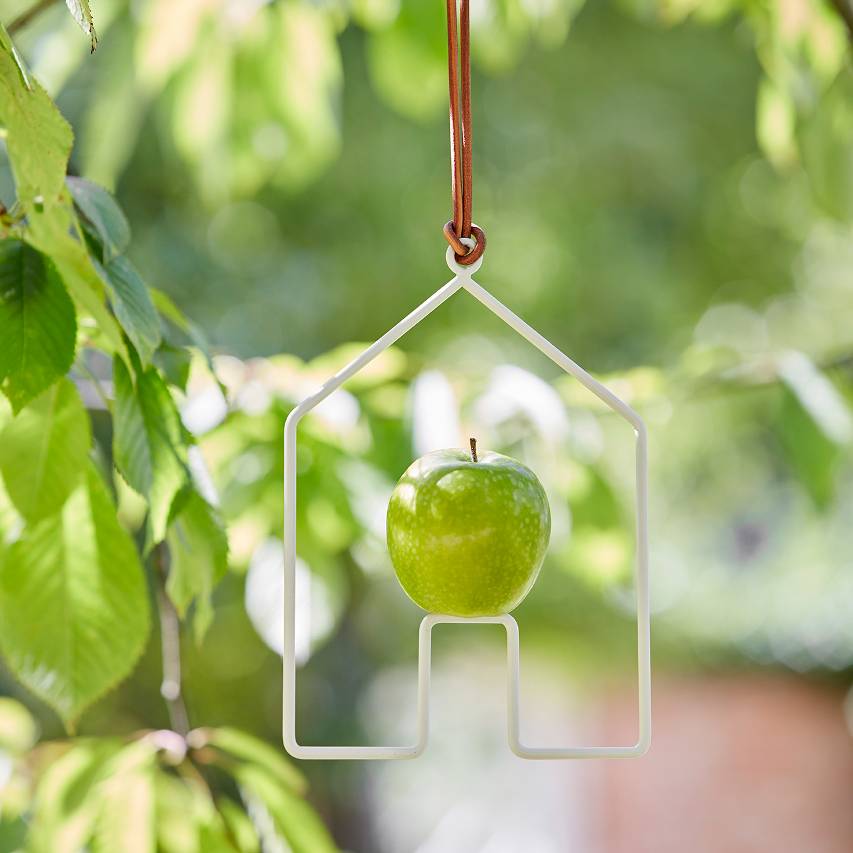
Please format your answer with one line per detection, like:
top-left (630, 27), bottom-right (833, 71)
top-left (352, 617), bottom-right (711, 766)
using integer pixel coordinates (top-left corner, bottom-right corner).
top-left (469, 437), bottom-right (478, 463)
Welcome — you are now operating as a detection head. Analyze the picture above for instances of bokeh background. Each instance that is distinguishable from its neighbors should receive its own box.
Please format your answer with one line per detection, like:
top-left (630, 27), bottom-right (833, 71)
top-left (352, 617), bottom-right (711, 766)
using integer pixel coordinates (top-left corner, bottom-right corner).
top-left (3, 0), bottom-right (853, 850)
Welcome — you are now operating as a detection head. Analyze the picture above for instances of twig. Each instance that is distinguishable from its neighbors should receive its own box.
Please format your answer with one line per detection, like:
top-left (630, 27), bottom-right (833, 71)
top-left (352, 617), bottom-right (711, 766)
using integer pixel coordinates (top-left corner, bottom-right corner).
top-left (7, 0), bottom-right (57, 35)
top-left (154, 544), bottom-right (190, 737)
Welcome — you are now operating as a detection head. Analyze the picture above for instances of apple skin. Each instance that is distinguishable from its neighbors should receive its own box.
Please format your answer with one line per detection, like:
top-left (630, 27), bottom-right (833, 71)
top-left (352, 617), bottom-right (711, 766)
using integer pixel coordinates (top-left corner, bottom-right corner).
top-left (386, 447), bottom-right (551, 617)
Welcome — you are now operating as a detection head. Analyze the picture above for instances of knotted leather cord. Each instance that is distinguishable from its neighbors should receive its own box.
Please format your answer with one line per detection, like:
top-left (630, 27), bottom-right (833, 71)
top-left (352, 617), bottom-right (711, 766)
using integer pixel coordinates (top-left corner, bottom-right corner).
top-left (443, 0), bottom-right (486, 265)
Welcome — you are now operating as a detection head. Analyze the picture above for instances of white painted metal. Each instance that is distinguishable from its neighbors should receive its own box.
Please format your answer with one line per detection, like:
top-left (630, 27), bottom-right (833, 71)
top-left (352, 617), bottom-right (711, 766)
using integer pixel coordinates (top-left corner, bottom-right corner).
top-left (283, 238), bottom-right (650, 760)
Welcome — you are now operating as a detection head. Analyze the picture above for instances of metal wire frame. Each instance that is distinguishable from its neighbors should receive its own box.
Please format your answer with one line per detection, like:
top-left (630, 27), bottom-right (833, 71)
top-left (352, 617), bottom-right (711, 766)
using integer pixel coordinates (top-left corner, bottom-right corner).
top-left (283, 243), bottom-right (650, 760)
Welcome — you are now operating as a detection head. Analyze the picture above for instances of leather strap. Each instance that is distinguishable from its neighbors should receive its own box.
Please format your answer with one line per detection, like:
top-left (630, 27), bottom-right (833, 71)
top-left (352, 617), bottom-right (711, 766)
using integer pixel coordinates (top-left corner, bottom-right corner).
top-left (443, 0), bottom-right (486, 265)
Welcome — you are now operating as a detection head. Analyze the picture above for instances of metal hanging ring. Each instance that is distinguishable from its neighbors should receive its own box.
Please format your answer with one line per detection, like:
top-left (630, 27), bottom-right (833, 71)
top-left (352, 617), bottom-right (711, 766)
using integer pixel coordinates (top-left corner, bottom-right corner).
top-left (444, 221), bottom-right (486, 265)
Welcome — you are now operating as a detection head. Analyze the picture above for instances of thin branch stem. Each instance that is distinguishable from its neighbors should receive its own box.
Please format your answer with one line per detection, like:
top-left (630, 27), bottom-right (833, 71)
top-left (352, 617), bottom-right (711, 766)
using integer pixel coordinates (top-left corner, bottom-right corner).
top-left (828, 0), bottom-right (853, 43)
top-left (154, 544), bottom-right (190, 737)
top-left (7, 0), bottom-right (57, 35)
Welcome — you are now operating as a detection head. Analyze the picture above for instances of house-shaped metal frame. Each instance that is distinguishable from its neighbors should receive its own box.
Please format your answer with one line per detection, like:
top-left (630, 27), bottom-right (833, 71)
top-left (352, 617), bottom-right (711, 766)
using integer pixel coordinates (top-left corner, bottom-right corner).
top-left (283, 245), bottom-right (651, 760)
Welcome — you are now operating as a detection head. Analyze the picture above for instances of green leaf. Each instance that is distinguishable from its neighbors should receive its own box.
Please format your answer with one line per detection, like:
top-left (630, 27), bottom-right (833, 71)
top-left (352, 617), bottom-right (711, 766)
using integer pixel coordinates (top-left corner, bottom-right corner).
top-left (23, 205), bottom-right (128, 360)
top-left (0, 24), bottom-right (30, 90)
top-left (112, 356), bottom-right (187, 544)
top-left (153, 772), bottom-right (226, 853)
top-left (191, 727), bottom-right (305, 794)
top-left (0, 465), bottom-right (150, 723)
top-left (165, 489), bottom-right (228, 642)
top-left (150, 287), bottom-right (217, 368)
top-left (216, 797), bottom-right (260, 853)
top-left (66, 177), bottom-right (130, 262)
top-left (775, 352), bottom-right (851, 508)
top-left (198, 824), bottom-right (242, 853)
top-left (150, 287), bottom-right (225, 396)
top-left (93, 742), bottom-right (156, 853)
top-left (800, 68), bottom-right (853, 222)
top-left (776, 391), bottom-right (839, 509)
top-left (96, 256), bottom-right (161, 365)
top-left (153, 343), bottom-right (193, 391)
top-left (64, 0), bottom-right (98, 52)
top-left (0, 45), bottom-right (73, 209)
top-left (236, 764), bottom-right (337, 853)
top-left (0, 818), bottom-right (27, 850)
top-left (0, 241), bottom-right (76, 413)
top-left (778, 351), bottom-right (852, 445)
top-left (756, 79), bottom-right (796, 168)
top-left (0, 379), bottom-right (90, 522)
top-left (0, 473), bottom-right (22, 547)
top-left (29, 739), bottom-right (121, 853)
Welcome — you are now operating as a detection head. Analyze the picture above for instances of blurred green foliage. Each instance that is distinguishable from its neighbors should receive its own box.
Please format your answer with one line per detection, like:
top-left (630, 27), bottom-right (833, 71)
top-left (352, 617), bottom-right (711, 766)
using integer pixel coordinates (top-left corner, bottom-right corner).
top-left (0, 0), bottom-right (852, 848)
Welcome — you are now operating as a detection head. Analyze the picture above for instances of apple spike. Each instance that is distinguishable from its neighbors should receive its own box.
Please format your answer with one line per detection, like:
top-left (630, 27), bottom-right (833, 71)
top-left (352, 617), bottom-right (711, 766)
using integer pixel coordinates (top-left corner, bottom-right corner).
top-left (469, 437), bottom-right (478, 463)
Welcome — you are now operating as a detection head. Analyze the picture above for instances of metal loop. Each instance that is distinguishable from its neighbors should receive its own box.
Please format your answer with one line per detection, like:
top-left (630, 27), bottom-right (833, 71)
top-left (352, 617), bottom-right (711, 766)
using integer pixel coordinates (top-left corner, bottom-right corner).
top-left (443, 221), bottom-right (485, 265)
top-left (445, 233), bottom-right (484, 276)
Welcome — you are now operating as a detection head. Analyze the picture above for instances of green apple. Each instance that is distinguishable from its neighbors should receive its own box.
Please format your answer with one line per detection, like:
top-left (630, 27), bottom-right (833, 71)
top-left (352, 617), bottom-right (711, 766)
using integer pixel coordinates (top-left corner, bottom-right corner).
top-left (386, 439), bottom-right (551, 617)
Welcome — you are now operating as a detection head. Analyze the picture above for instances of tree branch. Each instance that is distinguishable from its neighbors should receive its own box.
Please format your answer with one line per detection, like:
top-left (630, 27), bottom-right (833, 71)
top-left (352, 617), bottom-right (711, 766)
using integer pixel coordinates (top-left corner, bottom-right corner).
top-left (154, 544), bottom-right (190, 737)
top-left (7, 0), bottom-right (57, 35)
top-left (828, 0), bottom-right (853, 43)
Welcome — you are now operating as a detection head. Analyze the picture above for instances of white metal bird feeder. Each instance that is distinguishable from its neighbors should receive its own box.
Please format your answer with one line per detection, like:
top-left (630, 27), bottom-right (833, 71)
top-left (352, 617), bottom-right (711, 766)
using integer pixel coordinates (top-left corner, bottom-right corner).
top-left (282, 0), bottom-right (650, 761)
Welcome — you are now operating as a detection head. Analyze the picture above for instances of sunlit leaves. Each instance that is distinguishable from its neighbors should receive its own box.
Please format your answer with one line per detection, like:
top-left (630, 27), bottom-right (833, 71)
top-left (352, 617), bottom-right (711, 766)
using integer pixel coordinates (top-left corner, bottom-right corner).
top-left (92, 741), bottom-right (156, 853)
top-left (67, 177), bottom-right (131, 263)
top-left (776, 351), bottom-right (851, 508)
top-left (19, 729), bottom-right (331, 853)
top-left (0, 698), bottom-right (35, 842)
top-left (190, 727), bottom-right (335, 853)
top-left (756, 79), bottom-right (796, 169)
top-left (192, 726), bottom-right (306, 793)
top-left (366, 2), bottom-right (446, 122)
top-left (166, 489), bottom-right (229, 643)
top-left (141, 0), bottom-right (341, 198)
top-left (27, 739), bottom-right (159, 853)
top-left (24, 209), bottom-right (128, 359)
top-left (800, 68), bottom-right (853, 223)
top-left (150, 287), bottom-right (215, 366)
top-left (0, 379), bottom-right (90, 522)
top-left (28, 739), bottom-right (122, 853)
top-left (0, 466), bottom-right (150, 724)
top-left (351, 0), bottom-right (400, 30)
top-left (150, 289), bottom-right (225, 401)
top-left (112, 356), bottom-right (187, 544)
top-left (0, 32), bottom-right (326, 851)
top-left (0, 33), bottom-right (128, 360)
top-left (0, 42), bottom-right (72, 209)
top-left (153, 772), bottom-right (231, 853)
top-left (236, 764), bottom-right (337, 853)
top-left (216, 797), bottom-right (261, 852)
top-left (778, 351), bottom-right (853, 446)
top-left (135, 0), bottom-right (212, 93)
top-left (66, 179), bottom-right (161, 362)
top-left (270, 2), bottom-right (342, 190)
top-left (153, 343), bottom-right (193, 391)
top-left (365, 0), bottom-right (579, 119)
top-left (0, 241), bottom-right (76, 413)
top-left (0, 698), bottom-right (37, 754)
top-left (0, 24), bottom-right (29, 89)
